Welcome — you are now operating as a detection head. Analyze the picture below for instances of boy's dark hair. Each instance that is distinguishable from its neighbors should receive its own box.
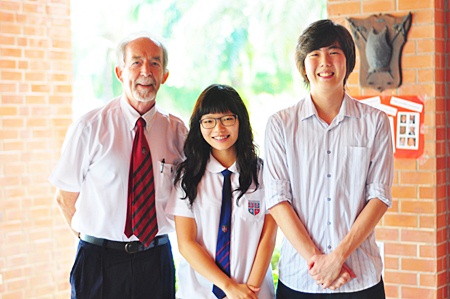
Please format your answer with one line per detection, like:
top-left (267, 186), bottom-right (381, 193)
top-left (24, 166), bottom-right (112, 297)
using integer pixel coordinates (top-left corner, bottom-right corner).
top-left (174, 84), bottom-right (260, 206)
top-left (295, 19), bottom-right (356, 87)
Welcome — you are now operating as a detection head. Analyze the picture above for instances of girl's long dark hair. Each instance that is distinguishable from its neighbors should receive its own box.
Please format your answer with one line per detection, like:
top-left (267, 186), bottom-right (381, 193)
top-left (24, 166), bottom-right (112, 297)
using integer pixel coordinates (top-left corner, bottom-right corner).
top-left (174, 84), bottom-right (261, 206)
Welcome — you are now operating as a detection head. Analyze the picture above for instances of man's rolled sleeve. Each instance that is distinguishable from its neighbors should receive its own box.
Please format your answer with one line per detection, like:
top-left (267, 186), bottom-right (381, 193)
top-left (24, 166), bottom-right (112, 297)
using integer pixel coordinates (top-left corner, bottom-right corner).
top-left (366, 183), bottom-right (392, 207)
top-left (263, 113), bottom-right (293, 210)
top-left (265, 179), bottom-right (292, 209)
top-left (366, 111), bottom-right (394, 208)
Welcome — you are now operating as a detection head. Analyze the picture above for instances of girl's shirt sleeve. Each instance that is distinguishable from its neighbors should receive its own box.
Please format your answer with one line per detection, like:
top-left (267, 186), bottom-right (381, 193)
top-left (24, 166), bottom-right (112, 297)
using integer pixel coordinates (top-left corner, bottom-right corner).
top-left (165, 183), bottom-right (195, 219)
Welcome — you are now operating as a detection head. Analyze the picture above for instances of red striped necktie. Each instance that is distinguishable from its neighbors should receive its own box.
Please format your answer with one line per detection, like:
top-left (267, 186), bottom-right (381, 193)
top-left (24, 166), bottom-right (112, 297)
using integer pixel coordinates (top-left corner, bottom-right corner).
top-left (124, 117), bottom-right (158, 247)
top-left (212, 169), bottom-right (232, 298)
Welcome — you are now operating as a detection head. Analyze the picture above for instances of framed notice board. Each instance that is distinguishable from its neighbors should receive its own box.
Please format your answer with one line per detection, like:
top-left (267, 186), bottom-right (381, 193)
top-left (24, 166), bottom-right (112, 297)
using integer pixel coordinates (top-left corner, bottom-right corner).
top-left (355, 95), bottom-right (424, 159)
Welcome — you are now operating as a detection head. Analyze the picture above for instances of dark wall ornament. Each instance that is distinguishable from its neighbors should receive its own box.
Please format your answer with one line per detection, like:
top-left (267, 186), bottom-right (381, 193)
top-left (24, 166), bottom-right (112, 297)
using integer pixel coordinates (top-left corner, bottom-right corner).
top-left (347, 13), bottom-right (412, 92)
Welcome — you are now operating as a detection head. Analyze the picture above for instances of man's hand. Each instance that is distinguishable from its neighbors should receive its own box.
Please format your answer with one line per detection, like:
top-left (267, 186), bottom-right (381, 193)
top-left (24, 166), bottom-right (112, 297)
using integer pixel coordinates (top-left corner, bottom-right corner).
top-left (327, 264), bottom-right (356, 290)
top-left (308, 253), bottom-right (356, 289)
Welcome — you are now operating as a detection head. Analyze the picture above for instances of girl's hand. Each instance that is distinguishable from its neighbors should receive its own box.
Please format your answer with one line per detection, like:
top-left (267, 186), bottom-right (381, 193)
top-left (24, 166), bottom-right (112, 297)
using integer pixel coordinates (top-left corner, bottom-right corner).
top-left (223, 282), bottom-right (258, 299)
top-left (247, 284), bottom-right (261, 294)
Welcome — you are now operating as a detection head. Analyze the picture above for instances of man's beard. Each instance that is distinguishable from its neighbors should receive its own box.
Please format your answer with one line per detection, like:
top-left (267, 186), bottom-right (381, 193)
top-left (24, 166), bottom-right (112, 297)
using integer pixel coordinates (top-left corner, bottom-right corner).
top-left (133, 86), bottom-right (156, 103)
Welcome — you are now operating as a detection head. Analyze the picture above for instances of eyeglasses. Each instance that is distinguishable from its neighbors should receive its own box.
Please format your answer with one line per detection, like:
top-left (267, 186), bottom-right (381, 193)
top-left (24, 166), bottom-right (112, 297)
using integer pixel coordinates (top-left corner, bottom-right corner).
top-left (199, 115), bottom-right (238, 129)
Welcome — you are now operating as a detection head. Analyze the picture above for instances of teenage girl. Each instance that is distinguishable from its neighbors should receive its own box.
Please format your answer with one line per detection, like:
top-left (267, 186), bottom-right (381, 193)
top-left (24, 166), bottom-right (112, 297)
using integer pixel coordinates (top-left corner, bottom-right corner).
top-left (167, 84), bottom-right (277, 299)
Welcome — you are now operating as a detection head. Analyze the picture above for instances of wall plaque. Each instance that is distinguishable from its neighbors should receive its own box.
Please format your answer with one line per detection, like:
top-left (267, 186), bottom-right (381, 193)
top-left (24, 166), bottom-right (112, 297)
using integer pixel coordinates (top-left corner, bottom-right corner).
top-left (347, 13), bottom-right (412, 92)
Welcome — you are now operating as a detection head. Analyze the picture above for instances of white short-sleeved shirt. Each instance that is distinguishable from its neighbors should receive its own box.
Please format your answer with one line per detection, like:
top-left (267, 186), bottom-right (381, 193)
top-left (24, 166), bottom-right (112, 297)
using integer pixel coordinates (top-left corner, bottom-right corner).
top-left (166, 155), bottom-right (275, 299)
top-left (49, 95), bottom-right (187, 241)
top-left (263, 93), bottom-right (394, 293)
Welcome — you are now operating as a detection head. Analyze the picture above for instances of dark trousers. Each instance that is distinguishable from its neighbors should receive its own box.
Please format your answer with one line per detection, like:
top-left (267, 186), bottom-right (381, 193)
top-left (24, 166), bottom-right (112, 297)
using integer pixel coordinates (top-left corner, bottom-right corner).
top-left (70, 240), bottom-right (175, 299)
top-left (276, 278), bottom-right (386, 299)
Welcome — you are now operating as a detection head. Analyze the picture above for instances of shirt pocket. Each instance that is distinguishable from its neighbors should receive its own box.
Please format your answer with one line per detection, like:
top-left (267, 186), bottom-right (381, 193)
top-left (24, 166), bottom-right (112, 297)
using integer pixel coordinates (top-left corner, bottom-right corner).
top-left (236, 192), bottom-right (265, 223)
top-left (343, 146), bottom-right (371, 194)
top-left (156, 161), bottom-right (175, 200)
top-left (234, 192), bottom-right (266, 244)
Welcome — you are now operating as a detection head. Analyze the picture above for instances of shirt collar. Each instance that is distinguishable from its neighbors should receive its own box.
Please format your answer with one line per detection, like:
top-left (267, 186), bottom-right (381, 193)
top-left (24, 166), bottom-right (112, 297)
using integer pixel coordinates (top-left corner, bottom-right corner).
top-left (205, 153), bottom-right (238, 174)
top-left (302, 92), bottom-right (361, 122)
top-left (341, 93), bottom-right (361, 119)
top-left (300, 94), bottom-right (318, 120)
top-left (120, 95), bottom-right (157, 131)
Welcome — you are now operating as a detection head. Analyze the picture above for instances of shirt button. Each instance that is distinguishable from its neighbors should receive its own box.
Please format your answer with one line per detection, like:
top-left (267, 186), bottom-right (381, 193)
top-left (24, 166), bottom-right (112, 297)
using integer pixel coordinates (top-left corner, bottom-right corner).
top-left (327, 221), bottom-right (331, 225)
top-left (328, 245), bottom-right (332, 249)
top-left (327, 174), bottom-right (331, 178)
top-left (327, 197), bottom-right (331, 201)
top-left (327, 150), bottom-right (331, 154)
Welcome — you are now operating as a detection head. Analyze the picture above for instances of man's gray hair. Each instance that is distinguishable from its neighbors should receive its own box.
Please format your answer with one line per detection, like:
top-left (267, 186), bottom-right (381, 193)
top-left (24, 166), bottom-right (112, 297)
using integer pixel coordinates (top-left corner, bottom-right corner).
top-left (115, 32), bottom-right (169, 73)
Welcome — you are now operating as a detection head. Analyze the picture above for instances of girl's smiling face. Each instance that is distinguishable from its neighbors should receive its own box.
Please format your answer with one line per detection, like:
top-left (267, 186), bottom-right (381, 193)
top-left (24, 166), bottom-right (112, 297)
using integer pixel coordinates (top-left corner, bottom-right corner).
top-left (200, 111), bottom-right (239, 163)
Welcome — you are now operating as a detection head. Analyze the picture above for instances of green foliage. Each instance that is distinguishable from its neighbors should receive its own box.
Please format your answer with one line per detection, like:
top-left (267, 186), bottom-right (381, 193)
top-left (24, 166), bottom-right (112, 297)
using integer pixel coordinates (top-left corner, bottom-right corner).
top-left (111, 63), bottom-right (122, 98)
top-left (162, 3), bottom-right (181, 37)
top-left (252, 71), bottom-right (293, 95)
top-left (157, 85), bottom-right (200, 120)
top-left (271, 247), bottom-right (280, 288)
top-left (271, 247), bottom-right (280, 270)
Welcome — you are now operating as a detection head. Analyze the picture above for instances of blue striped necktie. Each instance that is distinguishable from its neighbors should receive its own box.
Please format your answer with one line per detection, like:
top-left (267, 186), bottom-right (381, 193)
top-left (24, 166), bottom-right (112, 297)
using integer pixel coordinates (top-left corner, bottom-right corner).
top-left (124, 117), bottom-right (158, 246)
top-left (212, 169), bottom-right (232, 298)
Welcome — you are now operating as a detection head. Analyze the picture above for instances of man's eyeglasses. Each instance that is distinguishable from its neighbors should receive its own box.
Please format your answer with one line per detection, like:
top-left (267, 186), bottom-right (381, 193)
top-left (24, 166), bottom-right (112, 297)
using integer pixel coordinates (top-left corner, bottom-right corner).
top-left (199, 115), bottom-right (238, 129)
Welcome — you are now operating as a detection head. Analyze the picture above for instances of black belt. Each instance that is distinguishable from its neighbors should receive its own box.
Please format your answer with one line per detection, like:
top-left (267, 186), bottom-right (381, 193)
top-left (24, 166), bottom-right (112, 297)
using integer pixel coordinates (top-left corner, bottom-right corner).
top-left (79, 233), bottom-right (169, 254)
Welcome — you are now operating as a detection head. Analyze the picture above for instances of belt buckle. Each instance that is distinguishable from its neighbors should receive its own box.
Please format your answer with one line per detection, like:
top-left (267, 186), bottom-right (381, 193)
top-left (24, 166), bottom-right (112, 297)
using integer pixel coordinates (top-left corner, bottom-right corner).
top-left (125, 242), bottom-right (139, 254)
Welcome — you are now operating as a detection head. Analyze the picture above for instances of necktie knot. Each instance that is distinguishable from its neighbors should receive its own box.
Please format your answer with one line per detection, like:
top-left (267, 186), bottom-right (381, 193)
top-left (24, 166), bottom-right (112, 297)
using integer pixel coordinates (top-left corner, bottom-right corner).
top-left (221, 169), bottom-right (231, 178)
top-left (136, 117), bottom-right (146, 128)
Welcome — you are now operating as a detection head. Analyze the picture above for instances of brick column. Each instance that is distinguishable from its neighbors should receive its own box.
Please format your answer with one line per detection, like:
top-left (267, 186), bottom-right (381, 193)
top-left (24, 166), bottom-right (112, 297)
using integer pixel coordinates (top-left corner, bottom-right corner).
top-left (327, 0), bottom-right (450, 298)
top-left (0, 1), bottom-right (74, 298)
top-left (447, 1), bottom-right (450, 297)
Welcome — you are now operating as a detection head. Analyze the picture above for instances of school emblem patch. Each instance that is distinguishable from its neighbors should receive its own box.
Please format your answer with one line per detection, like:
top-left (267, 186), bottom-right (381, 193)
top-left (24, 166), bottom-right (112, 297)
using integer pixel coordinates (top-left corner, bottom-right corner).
top-left (248, 200), bottom-right (260, 216)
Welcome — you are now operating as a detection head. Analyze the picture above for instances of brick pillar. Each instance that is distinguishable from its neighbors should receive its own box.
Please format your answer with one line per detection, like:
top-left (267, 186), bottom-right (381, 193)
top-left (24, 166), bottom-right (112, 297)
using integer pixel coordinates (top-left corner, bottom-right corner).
top-left (327, 0), bottom-right (450, 298)
top-left (442, 1), bottom-right (450, 298)
top-left (0, 1), bottom-right (74, 298)
top-left (446, 2), bottom-right (450, 299)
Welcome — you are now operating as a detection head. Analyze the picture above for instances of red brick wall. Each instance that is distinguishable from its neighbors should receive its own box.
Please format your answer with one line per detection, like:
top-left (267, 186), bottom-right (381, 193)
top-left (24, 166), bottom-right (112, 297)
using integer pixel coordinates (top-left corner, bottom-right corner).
top-left (328, 0), bottom-right (450, 298)
top-left (445, 0), bottom-right (450, 297)
top-left (0, 0), bottom-right (74, 298)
